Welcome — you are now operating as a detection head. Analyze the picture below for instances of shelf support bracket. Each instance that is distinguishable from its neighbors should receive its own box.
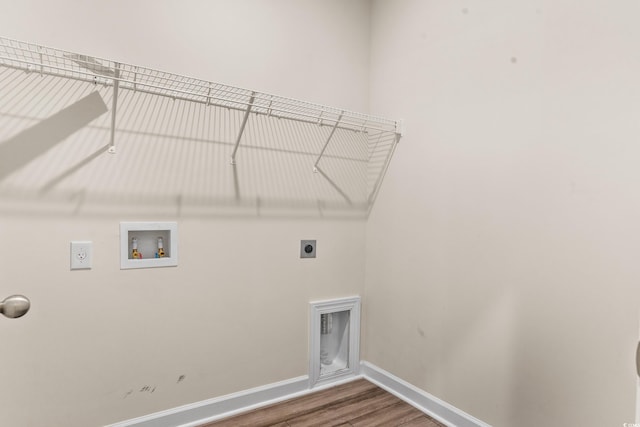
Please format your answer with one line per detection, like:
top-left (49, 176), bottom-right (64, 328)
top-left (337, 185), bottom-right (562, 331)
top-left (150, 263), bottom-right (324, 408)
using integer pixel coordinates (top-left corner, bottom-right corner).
top-left (313, 112), bottom-right (343, 173)
top-left (312, 112), bottom-right (351, 204)
top-left (314, 165), bottom-right (352, 205)
top-left (230, 91), bottom-right (256, 165)
top-left (38, 46), bottom-right (43, 76)
top-left (133, 66), bottom-right (138, 92)
top-left (367, 132), bottom-right (401, 206)
top-left (206, 83), bottom-right (212, 106)
top-left (108, 62), bottom-right (120, 154)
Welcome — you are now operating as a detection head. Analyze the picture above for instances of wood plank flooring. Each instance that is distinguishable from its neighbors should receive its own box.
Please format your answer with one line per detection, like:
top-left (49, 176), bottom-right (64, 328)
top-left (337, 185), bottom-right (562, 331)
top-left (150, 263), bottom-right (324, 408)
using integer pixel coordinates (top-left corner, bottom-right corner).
top-left (199, 378), bottom-right (446, 427)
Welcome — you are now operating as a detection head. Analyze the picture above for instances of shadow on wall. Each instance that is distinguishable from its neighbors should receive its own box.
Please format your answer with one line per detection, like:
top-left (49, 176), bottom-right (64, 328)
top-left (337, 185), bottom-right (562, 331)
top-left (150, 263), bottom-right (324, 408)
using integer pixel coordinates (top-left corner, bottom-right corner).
top-left (0, 67), bottom-right (396, 218)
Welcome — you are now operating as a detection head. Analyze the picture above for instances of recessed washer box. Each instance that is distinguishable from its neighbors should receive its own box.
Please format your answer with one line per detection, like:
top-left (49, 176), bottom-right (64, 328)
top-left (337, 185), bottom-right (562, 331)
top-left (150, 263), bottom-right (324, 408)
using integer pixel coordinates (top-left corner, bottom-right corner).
top-left (120, 222), bottom-right (178, 269)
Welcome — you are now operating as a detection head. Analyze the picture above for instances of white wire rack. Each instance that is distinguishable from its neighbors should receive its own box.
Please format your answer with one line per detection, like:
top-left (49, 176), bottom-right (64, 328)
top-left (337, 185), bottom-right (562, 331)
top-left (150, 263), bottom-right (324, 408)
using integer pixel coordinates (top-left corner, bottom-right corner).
top-left (0, 36), bottom-right (401, 213)
top-left (0, 37), bottom-right (399, 130)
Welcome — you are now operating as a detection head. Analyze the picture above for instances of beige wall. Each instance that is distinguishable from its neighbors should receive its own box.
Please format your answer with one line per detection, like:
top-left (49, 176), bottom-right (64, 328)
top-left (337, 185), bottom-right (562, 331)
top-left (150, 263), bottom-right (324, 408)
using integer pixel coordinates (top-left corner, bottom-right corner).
top-left (0, 0), bottom-right (371, 111)
top-left (0, 1), bottom-right (370, 426)
top-left (365, 1), bottom-right (640, 426)
top-left (3, 1), bottom-right (638, 426)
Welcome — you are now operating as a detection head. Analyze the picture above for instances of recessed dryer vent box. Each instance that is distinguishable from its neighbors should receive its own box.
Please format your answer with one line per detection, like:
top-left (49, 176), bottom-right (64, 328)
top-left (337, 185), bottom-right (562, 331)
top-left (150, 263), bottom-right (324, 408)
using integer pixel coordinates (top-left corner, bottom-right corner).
top-left (120, 222), bottom-right (178, 269)
top-left (309, 296), bottom-right (361, 388)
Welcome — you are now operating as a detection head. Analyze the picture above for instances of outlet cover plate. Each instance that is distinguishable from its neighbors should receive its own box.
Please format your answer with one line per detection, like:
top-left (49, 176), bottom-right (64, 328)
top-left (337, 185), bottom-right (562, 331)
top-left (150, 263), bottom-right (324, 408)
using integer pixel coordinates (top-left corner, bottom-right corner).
top-left (300, 240), bottom-right (316, 258)
top-left (71, 241), bottom-right (92, 270)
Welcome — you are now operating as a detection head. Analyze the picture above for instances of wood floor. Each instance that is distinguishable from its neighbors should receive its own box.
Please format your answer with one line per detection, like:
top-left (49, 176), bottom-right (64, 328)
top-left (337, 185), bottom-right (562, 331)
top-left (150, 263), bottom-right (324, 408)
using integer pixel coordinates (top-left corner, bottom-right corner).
top-left (199, 378), bottom-right (446, 427)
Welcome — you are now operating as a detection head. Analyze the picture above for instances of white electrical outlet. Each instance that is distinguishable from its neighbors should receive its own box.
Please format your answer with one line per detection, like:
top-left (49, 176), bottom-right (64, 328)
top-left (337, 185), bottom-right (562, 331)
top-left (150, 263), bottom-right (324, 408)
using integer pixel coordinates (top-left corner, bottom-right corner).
top-left (71, 241), bottom-right (92, 270)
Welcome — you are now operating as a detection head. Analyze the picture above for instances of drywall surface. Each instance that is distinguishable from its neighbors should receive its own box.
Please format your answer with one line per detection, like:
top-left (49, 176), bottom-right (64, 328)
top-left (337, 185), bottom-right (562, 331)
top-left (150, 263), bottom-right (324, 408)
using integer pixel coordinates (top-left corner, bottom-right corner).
top-left (365, 1), bottom-right (640, 426)
top-left (0, 1), bottom-right (369, 426)
top-left (0, 0), bottom-right (371, 112)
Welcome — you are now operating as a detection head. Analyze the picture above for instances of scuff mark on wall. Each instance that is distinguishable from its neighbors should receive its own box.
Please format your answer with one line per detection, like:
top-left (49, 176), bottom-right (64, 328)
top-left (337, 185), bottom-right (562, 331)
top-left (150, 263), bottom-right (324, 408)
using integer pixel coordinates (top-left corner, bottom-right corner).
top-left (122, 385), bottom-right (158, 399)
top-left (139, 385), bottom-right (156, 393)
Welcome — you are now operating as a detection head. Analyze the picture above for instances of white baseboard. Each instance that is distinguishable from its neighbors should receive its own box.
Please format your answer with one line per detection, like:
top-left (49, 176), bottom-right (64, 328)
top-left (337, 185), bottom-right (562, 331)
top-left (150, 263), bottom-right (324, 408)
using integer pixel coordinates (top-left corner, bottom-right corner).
top-left (360, 361), bottom-right (492, 427)
top-left (105, 374), bottom-right (364, 427)
top-left (107, 362), bottom-right (490, 427)
top-left (106, 376), bottom-right (311, 427)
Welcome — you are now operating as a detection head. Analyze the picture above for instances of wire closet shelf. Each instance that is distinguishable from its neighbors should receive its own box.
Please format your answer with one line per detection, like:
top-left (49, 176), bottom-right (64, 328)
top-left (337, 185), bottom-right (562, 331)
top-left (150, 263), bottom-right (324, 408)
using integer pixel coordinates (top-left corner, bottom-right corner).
top-left (0, 36), bottom-right (402, 212)
top-left (0, 37), bottom-right (400, 136)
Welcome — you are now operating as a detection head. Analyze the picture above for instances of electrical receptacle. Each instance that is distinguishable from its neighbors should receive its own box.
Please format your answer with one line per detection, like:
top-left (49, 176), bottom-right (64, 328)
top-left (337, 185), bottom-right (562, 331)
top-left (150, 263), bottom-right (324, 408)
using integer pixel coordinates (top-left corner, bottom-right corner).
top-left (71, 241), bottom-right (92, 270)
top-left (300, 240), bottom-right (316, 258)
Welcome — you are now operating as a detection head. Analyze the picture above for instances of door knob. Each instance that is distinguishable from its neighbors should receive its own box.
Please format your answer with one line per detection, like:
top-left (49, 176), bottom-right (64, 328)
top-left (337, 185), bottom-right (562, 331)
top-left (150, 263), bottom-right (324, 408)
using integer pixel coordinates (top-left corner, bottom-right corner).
top-left (0, 295), bottom-right (30, 319)
top-left (637, 341), bottom-right (640, 378)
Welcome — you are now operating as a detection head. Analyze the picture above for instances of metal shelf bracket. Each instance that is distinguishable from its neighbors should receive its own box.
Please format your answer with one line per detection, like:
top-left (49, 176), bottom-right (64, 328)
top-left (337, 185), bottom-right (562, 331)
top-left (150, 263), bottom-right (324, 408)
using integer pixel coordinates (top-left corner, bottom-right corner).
top-left (230, 91), bottom-right (256, 166)
top-left (313, 112), bottom-right (343, 173)
top-left (108, 62), bottom-right (120, 154)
